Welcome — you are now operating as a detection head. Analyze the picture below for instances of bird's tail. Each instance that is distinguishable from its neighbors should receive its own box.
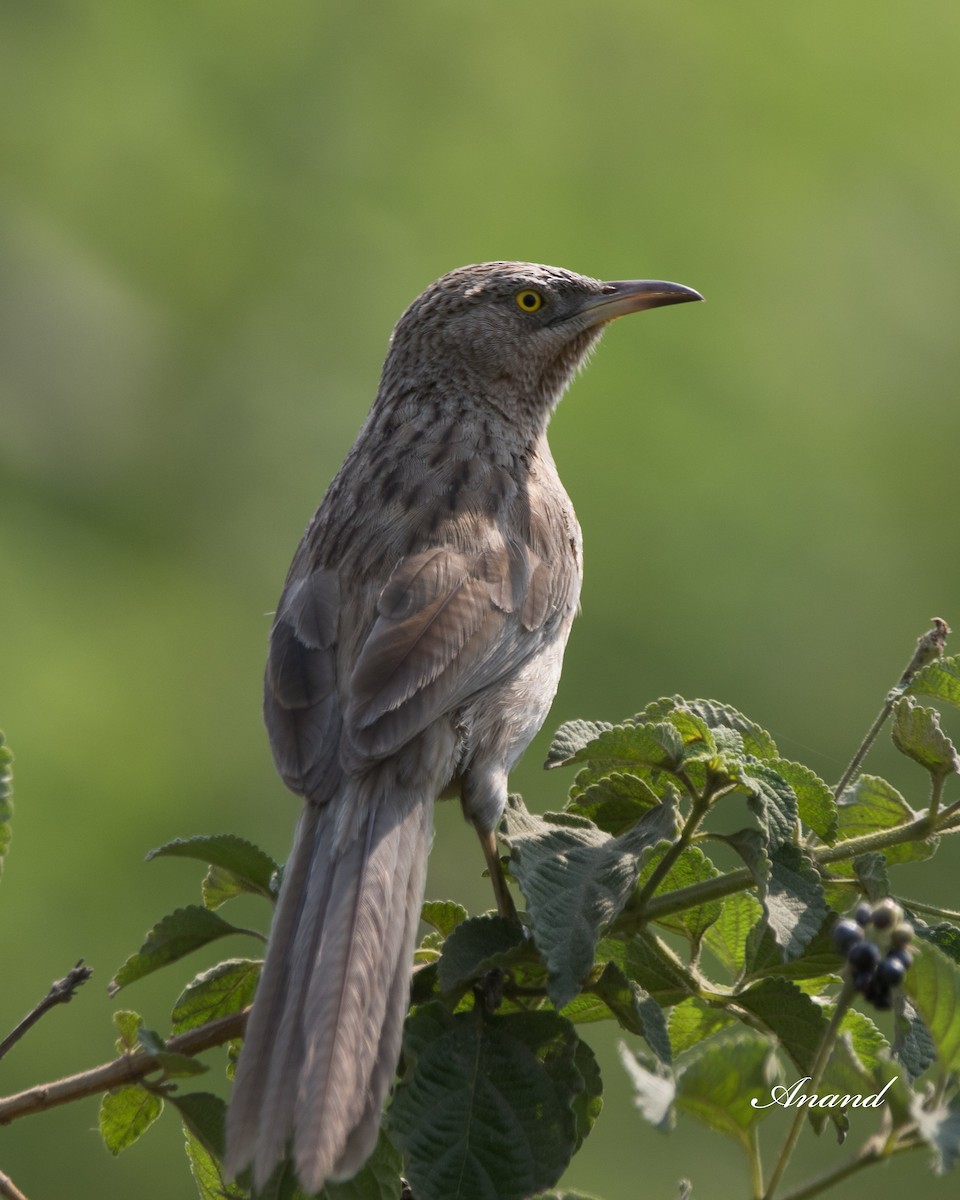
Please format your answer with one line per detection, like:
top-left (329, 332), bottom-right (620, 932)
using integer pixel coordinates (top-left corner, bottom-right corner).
top-left (224, 789), bottom-right (433, 1193)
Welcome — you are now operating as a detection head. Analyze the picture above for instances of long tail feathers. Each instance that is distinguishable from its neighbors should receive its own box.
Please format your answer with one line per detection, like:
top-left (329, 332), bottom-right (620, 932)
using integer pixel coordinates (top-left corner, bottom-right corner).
top-left (224, 792), bottom-right (433, 1193)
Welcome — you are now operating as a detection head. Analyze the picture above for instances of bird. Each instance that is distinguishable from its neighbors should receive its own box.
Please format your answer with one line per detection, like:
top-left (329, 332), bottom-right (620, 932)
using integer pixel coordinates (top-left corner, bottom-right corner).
top-left (224, 261), bottom-right (702, 1194)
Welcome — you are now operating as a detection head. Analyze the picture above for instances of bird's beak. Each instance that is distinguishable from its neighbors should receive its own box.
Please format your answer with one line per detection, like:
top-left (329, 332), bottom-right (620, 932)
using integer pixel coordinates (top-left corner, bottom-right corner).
top-left (579, 279), bottom-right (704, 326)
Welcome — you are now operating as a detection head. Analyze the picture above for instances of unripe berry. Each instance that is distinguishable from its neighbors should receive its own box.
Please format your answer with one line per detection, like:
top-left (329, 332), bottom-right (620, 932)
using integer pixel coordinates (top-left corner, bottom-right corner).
top-left (871, 899), bottom-right (902, 930)
top-left (890, 923), bottom-right (914, 949)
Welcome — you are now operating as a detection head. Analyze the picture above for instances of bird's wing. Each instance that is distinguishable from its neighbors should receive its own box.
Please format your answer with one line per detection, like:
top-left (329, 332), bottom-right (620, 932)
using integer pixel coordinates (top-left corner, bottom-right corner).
top-left (342, 537), bottom-right (579, 766)
top-left (264, 565), bottom-right (343, 801)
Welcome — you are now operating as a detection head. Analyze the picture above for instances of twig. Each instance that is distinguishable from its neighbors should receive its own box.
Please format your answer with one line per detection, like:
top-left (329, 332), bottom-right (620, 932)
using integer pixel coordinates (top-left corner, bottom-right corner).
top-left (0, 1008), bottom-right (248, 1126)
top-left (833, 618), bottom-right (950, 802)
top-left (0, 1169), bottom-right (30, 1200)
top-left (777, 1131), bottom-right (924, 1200)
top-left (0, 962), bottom-right (93, 1062)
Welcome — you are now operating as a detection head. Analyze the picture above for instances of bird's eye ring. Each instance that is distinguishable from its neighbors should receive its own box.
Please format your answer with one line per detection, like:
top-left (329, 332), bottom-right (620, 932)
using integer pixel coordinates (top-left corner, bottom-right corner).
top-left (515, 289), bottom-right (543, 313)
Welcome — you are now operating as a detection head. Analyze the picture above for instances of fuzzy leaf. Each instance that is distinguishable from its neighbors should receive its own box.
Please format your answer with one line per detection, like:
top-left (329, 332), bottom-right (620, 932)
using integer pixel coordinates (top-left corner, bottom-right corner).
top-left (907, 655), bottom-right (960, 709)
top-left (503, 794), bottom-right (678, 1007)
top-left (172, 958), bottom-right (260, 1034)
top-left (703, 890), bottom-right (764, 978)
top-left (147, 834), bottom-right (279, 906)
top-left (437, 915), bottom-right (528, 994)
top-left (99, 1085), bottom-right (162, 1155)
top-left (905, 935), bottom-right (960, 1072)
top-left (596, 933), bottom-right (694, 1007)
top-left (675, 1029), bottom-right (780, 1143)
top-left (668, 998), bottom-right (736, 1055)
top-left (833, 775), bottom-right (938, 873)
top-left (390, 1004), bottom-right (589, 1200)
top-left (635, 697), bottom-right (778, 760)
top-left (421, 899), bottom-right (469, 939)
top-left (565, 772), bottom-right (662, 836)
top-left (639, 844), bottom-right (722, 945)
top-left (545, 719), bottom-right (615, 768)
top-left (892, 697), bottom-right (960, 780)
top-left (764, 844), bottom-right (829, 960)
top-left (590, 961), bottom-right (671, 1063)
top-left (768, 759), bottom-right (838, 843)
top-left (618, 1043), bottom-right (675, 1129)
top-left (110, 905), bottom-right (259, 994)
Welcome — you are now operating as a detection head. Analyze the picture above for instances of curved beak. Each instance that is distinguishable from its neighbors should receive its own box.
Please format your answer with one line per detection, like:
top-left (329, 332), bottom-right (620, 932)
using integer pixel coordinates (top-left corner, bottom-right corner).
top-left (580, 279), bottom-right (703, 326)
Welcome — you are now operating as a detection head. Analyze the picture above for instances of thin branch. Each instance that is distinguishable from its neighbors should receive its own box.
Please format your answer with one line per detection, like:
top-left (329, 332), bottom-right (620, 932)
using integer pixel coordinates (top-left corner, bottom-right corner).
top-left (777, 1131), bottom-right (924, 1200)
top-left (0, 1008), bottom-right (248, 1127)
top-left (0, 962), bottom-right (94, 1062)
top-left (0, 1169), bottom-right (30, 1200)
top-left (833, 617), bottom-right (950, 802)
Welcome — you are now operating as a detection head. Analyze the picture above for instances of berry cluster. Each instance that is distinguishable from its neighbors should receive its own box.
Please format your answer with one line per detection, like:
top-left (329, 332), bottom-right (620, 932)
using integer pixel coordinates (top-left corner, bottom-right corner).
top-left (833, 899), bottom-right (914, 1011)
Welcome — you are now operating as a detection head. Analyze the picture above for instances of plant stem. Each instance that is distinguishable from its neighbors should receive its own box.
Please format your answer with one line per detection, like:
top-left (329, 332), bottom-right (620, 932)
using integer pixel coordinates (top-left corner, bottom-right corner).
top-left (637, 789), bottom-right (712, 909)
top-left (833, 618), bottom-right (949, 802)
top-left (0, 1008), bottom-right (248, 1126)
top-left (748, 1125), bottom-right (764, 1200)
top-left (761, 980), bottom-right (857, 1200)
top-left (0, 1169), bottom-right (29, 1200)
top-left (0, 962), bottom-right (93, 1062)
top-left (776, 1132), bottom-right (924, 1200)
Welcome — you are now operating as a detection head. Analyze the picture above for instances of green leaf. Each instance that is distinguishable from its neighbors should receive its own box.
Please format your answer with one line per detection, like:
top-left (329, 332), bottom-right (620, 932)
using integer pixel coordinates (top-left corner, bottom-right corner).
top-left (907, 655), bottom-right (960, 709)
top-left (0, 734), bottom-right (13, 880)
top-left (744, 907), bottom-right (842, 984)
top-left (502, 794), bottom-right (679, 1007)
top-left (109, 905), bottom-right (260, 994)
top-left (618, 1042), bottom-right (675, 1129)
top-left (703, 889), bottom-right (764, 978)
top-left (636, 697), bottom-right (778, 760)
top-left (764, 844), bottom-right (829, 960)
top-left (639, 844), bottom-right (722, 945)
top-left (675, 1029), bottom-right (780, 1144)
top-left (571, 1037), bottom-right (603, 1151)
top-left (421, 899), bottom-right (469, 939)
top-left (739, 761), bottom-right (798, 849)
top-left (668, 998), bottom-right (736, 1055)
top-left (893, 998), bottom-right (936, 1078)
top-left (590, 961), bottom-right (671, 1063)
top-left (183, 1129), bottom-right (247, 1200)
top-left (596, 933), bottom-right (694, 1007)
top-left (172, 958), bottom-right (261, 1034)
top-left (892, 697), bottom-right (960, 780)
top-left (565, 772), bottom-right (662, 836)
top-left (550, 720), bottom-right (697, 781)
top-left (436, 915), bottom-right (528, 994)
top-left (113, 1008), bottom-right (146, 1053)
top-left (99, 1085), bottom-right (163, 1155)
top-left (147, 834), bottom-right (279, 907)
top-left (168, 1090), bottom-right (228, 1157)
top-left (904, 936), bottom-right (960, 1072)
top-left (545, 719), bottom-right (614, 768)
top-left (325, 1129), bottom-right (404, 1200)
top-left (833, 775), bottom-right (938, 873)
top-left (390, 1003), bottom-right (587, 1200)
top-left (768, 759), bottom-right (838, 844)
top-left (136, 1027), bottom-right (209, 1079)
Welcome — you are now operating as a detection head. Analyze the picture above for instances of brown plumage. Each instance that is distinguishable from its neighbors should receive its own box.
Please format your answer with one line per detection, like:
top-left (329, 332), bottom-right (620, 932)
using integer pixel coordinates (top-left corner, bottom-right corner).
top-left (224, 262), bottom-right (701, 1193)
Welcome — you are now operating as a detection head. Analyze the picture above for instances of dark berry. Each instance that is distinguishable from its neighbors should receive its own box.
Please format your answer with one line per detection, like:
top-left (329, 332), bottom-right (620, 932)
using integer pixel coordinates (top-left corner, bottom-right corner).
top-left (852, 969), bottom-right (875, 992)
top-left (871, 899), bottom-right (901, 930)
top-left (855, 903), bottom-right (873, 927)
top-left (888, 945), bottom-right (914, 970)
top-left (833, 918), bottom-right (862, 954)
top-left (848, 940), bottom-right (881, 972)
top-left (876, 956), bottom-right (906, 987)
top-left (865, 975), bottom-right (893, 1009)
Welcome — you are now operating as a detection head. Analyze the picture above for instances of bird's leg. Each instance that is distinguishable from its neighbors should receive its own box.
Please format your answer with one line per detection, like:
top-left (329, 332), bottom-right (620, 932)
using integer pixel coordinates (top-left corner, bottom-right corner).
top-left (477, 828), bottom-right (518, 922)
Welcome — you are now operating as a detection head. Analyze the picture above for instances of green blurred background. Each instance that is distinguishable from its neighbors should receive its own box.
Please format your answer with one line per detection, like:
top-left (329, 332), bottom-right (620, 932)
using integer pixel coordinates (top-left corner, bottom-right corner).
top-left (2, 2), bottom-right (959, 1197)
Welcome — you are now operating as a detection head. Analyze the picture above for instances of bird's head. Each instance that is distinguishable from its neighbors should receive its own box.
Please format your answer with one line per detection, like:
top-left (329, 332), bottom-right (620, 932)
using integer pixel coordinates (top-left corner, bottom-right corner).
top-left (383, 261), bottom-right (702, 424)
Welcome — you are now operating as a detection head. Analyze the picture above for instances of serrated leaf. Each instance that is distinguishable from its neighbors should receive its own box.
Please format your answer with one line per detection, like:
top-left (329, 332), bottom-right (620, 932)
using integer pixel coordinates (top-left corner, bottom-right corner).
top-left (637, 697), bottom-right (778, 760)
top-left (390, 1004), bottom-right (586, 1200)
top-left (172, 959), bottom-right (260, 1034)
top-left (184, 1128), bottom-right (246, 1200)
top-left (590, 961), bottom-right (671, 1063)
top-left (907, 655), bottom-right (960, 710)
top-left (109, 905), bottom-right (260, 994)
top-left (892, 697), bottom-right (960, 780)
top-left (99, 1085), bottom-right (163, 1155)
top-left (703, 889), bottom-right (765, 978)
top-left (894, 998), bottom-right (937, 1079)
top-left (168, 1090), bottom-right (228, 1157)
top-left (639, 844), bottom-right (722, 945)
top-left (918, 922), bottom-right (960, 964)
top-left (546, 719), bottom-right (615, 768)
top-left (147, 834), bottom-right (279, 906)
top-left (668, 998), bottom-right (736, 1055)
top-left (769, 759), bottom-right (838, 844)
top-left (764, 844), bottom-right (829, 960)
top-left (421, 899), bottom-right (469, 939)
top-left (675, 1029), bottom-right (780, 1143)
top-left (618, 1042), bottom-right (675, 1129)
top-left (744, 907), bottom-right (842, 983)
top-left (436, 915), bottom-right (528, 994)
top-left (565, 772), bottom-right (662, 836)
top-left (503, 794), bottom-right (679, 1007)
top-left (739, 761), bottom-right (798, 849)
top-left (832, 775), bottom-right (939, 873)
top-left (597, 933), bottom-right (693, 1007)
top-left (905, 936), bottom-right (960, 1071)
top-left (0, 736), bottom-right (12, 880)
top-left (552, 721), bottom-right (691, 780)
top-left (113, 1008), bottom-right (145, 1053)
top-left (571, 1037), bottom-right (603, 1151)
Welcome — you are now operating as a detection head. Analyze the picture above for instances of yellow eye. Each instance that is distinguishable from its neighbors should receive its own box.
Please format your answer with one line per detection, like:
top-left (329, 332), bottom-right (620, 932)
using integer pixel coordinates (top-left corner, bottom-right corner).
top-left (515, 289), bottom-right (543, 313)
